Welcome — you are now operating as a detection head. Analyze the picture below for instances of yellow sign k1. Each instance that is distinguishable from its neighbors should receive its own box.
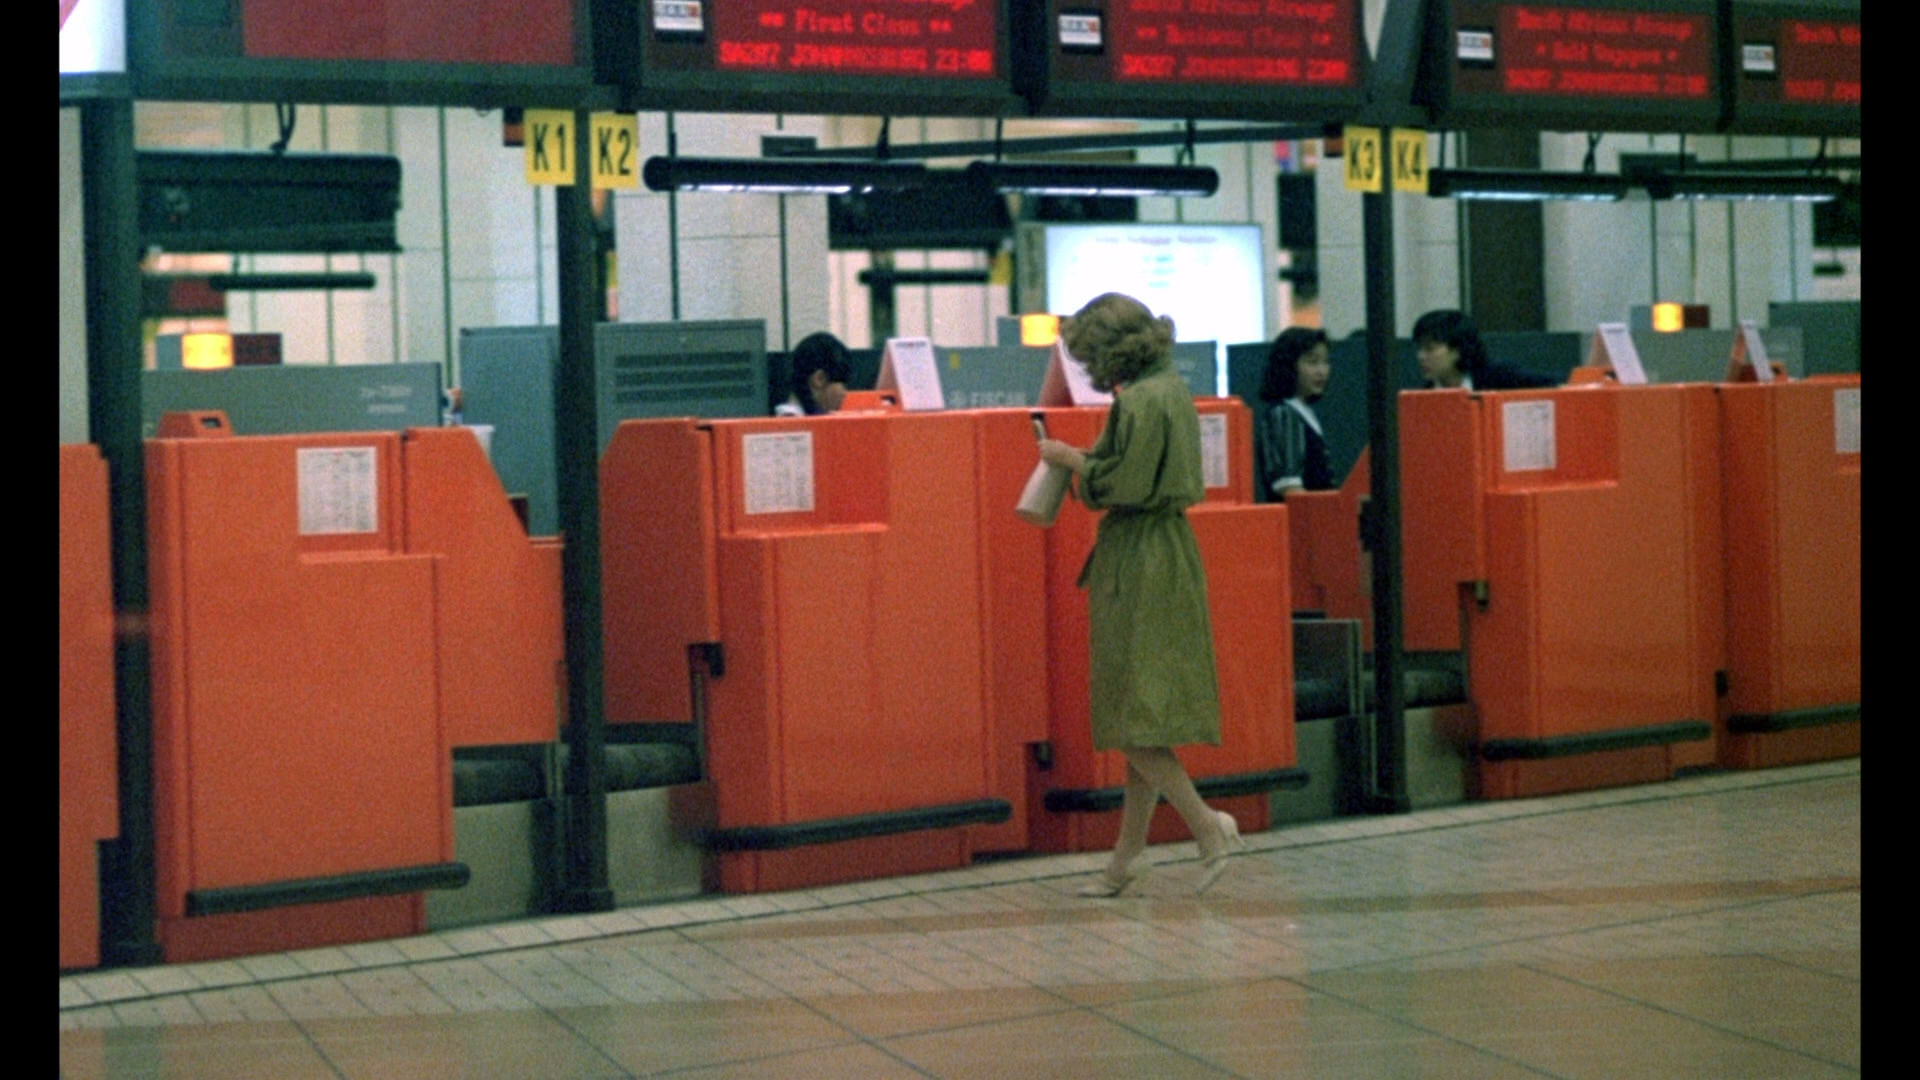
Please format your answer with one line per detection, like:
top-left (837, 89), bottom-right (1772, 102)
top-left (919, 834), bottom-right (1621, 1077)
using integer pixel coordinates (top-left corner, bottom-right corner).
top-left (524, 109), bottom-right (576, 185)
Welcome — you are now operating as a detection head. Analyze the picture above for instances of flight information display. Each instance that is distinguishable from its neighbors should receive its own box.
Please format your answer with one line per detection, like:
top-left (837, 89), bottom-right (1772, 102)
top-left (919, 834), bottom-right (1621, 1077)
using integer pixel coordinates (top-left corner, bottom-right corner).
top-left (632, 0), bottom-right (1021, 115)
top-left (1727, 1), bottom-right (1859, 134)
top-left (1420, 0), bottom-right (1723, 132)
top-left (128, 0), bottom-right (593, 106)
top-left (1492, 5), bottom-right (1711, 99)
top-left (707, 0), bottom-right (999, 77)
top-left (1021, 0), bottom-right (1368, 118)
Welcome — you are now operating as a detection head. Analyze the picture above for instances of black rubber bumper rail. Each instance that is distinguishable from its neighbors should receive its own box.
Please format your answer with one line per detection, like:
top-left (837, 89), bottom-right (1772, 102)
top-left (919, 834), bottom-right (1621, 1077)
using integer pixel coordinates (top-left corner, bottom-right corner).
top-left (185, 862), bottom-right (471, 917)
top-left (1477, 720), bottom-right (1711, 762)
top-left (702, 799), bottom-right (1012, 852)
top-left (1043, 767), bottom-right (1310, 814)
top-left (1727, 704), bottom-right (1860, 734)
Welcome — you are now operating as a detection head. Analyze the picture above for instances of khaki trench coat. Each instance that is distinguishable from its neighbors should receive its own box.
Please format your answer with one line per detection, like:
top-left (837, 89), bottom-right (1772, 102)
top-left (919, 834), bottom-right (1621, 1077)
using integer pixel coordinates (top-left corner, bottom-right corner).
top-left (1074, 359), bottom-right (1223, 751)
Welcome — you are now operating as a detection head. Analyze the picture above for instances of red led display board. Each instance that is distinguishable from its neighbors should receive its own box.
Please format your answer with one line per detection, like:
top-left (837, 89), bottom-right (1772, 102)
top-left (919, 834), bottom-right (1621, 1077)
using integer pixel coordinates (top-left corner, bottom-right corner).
top-left (1018, 0), bottom-right (1369, 119)
top-left (628, 0), bottom-right (1022, 115)
top-left (129, 0), bottom-right (595, 107)
top-left (241, 0), bottom-right (574, 66)
top-left (1727, 1), bottom-right (1859, 135)
top-left (1419, 0), bottom-right (1723, 133)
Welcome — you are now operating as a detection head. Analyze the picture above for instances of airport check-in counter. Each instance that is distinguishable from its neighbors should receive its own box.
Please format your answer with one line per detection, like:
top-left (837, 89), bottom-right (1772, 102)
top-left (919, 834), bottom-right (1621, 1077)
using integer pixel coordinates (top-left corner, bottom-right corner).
top-left (1400, 385), bottom-right (1725, 799)
top-left (601, 410), bottom-right (1013, 894)
top-left (1282, 447), bottom-right (1373, 637)
top-left (143, 413), bottom-right (562, 961)
top-left (1717, 375), bottom-right (1861, 768)
top-left (1026, 398), bottom-right (1302, 853)
top-left (60, 445), bottom-right (118, 971)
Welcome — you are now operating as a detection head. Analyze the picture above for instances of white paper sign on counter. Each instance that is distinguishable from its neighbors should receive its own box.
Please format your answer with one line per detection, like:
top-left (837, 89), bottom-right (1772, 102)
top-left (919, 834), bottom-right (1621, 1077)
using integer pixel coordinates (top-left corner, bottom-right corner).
top-left (1587, 322), bottom-right (1647, 385)
top-left (1037, 339), bottom-right (1112, 407)
top-left (1199, 413), bottom-right (1229, 489)
top-left (742, 432), bottom-right (815, 515)
top-left (1502, 400), bottom-right (1557, 472)
top-left (297, 446), bottom-right (379, 535)
top-left (876, 336), bottom-right (946, 411)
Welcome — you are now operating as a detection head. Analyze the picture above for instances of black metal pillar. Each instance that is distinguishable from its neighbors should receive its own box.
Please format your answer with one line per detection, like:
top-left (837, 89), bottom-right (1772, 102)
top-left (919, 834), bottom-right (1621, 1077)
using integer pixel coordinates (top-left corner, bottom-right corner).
top-left (1362, 187), bottom-right (1412, 815)
top-left (83, 96), bottom-right (164, 967)
top-left (867, 251), bottom-right (898, 344)
top-left (553, 110), bottom-right (614, 913)
top-left (1462, 129), bottom-right (1547, 331)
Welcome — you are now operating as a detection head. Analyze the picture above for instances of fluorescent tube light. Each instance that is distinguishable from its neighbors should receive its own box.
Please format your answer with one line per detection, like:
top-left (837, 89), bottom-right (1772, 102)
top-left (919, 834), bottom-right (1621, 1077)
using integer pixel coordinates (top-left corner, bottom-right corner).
top-left (641, 157), bottom-right (928, 195)
top-left (1643, 174), bottom-right (1841, 202)
top-left (1426, 169), bottom-right (1628, 202)
top-left (964, 161), bottom-right (1220, 198)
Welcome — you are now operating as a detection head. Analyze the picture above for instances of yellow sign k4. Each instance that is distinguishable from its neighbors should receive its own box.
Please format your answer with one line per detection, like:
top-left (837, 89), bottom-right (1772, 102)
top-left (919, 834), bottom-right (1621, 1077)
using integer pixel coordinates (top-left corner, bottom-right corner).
top-left (1391, 128), bottom-right (1429, 194)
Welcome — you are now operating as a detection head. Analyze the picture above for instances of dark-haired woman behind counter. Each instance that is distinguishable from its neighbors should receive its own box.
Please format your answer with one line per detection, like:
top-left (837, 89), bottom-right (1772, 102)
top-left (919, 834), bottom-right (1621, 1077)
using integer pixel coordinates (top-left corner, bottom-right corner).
top-left (1254, 327), bottom-right (1335, 501)
top-left (1413, 309), bottom-right (1560, 391)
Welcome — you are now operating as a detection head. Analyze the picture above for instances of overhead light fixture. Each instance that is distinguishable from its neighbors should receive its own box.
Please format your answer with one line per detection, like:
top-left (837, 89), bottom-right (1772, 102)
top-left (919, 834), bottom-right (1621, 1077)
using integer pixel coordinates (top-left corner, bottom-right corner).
top-left (964, 161), bottom-right (1220, 198)
top-left (1642, 173), bottom-right (1841, 202)
top-left (1426, 168), bottom-right (1628, 202)
top-left (641, 156), bottom-right (928, 195)
top-left (208, 272), bottom-right (377, 291)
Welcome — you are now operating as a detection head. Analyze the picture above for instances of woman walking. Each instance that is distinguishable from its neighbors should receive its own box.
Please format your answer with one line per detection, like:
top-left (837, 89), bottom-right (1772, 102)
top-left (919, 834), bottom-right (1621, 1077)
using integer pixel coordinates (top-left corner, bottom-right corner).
top-left (1038, 293), bottom-right (1246, 897)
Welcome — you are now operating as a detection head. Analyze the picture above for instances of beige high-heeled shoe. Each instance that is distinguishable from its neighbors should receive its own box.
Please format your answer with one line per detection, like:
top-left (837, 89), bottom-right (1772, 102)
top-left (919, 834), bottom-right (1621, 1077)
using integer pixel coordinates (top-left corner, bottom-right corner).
top-left (1076, 860), bottom-right (1147, 898)
top-left (1195, 811), bottom-right (1246, 895)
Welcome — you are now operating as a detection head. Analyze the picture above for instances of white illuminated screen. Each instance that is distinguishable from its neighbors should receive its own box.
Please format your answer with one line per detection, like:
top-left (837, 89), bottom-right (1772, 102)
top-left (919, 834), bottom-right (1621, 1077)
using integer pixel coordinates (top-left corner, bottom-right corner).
top-left (1043, 224), bottom-right (1266, 394)
top-left (60, 0), bottom-right (126, 74)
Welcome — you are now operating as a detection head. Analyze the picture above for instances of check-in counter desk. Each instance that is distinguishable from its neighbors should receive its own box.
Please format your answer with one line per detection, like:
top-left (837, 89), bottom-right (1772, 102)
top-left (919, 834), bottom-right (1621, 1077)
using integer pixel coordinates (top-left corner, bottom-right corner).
top-left (601, 411), bottom-right (1014, 893)
top-left (1400, 386), bottom-right (1724, 799)
top-left (1026, 399), bottom-right (1300, 853)
top-left (145, 414), bottom-right (561, 961)
top-left (1717, 375), bottom-right (1861, 768)
top-left (60, 445), bottom-right (118, 971)
top-left (1283, 447), bottom-right (1373, 636)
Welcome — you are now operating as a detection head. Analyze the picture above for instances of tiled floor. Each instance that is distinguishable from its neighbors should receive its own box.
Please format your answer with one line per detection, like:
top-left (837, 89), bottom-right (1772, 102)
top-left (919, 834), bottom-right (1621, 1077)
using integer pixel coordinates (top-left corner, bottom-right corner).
top-left (60, 759), bottom-right (1861, 1078)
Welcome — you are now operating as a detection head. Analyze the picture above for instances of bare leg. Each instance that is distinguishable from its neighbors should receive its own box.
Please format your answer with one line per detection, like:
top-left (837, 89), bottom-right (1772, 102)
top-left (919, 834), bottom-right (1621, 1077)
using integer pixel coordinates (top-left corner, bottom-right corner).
top-left (1077, 764), bottom-right (1161, 896)
top-left (1108, 762), bottom-right (1160, 877)
top-left (1122, 747), bottom-right (1226, 854)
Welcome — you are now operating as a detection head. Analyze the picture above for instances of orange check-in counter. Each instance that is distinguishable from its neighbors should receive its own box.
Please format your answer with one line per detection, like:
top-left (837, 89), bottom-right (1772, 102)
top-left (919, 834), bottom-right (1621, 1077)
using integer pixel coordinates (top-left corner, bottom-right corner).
top-left (1284, 446), bottom-right (1372, 637)
top-left (402, 427), bottom-right (566, 749)
top-left (1026, 398), bottom-right (1298, 853)
top-left (60, 445), bottom-right (118, 971)
top-left (1401, 385), bottom-right (1724, 798)
top-left (602, 411), bottom-right (1012, 893)
top-left (967, 409), bottom-right (1053, 855)
top-left (144, 414), bottom-right (559, 961)
top-left (1717, 375), bottom-right (1861, 768)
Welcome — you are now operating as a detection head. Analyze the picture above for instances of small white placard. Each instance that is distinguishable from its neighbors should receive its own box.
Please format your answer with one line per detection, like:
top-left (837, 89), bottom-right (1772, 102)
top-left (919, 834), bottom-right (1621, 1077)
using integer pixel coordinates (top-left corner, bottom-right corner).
top-left (1059, 13), bottom-right (1103, 49)
top-left (653, 0), bottom-right (704, 33)
top-left (1502, 400), bottom-right (1557, 472)
top-left (1732, 319), bottom-right (1773, 382)
top-left (743, 432), bottom-right (815, 515)
top-left (1457, 29), bottom-right (1495, 63)
top-left (1742, 43), bottom-right (1778, 74)
top-left (1037, 339), bottom-right (1113, 407)
top-left (297, 447), bottom-right (379, 535)
top-left (1588, 322), bottom-right (1648, 385)
top-left (1834, 388), bottom-right (1860, 455)
top-left (1199, 414), bottom-right (1228, 489)
top-left (876, 336), bottom-right (946, 411)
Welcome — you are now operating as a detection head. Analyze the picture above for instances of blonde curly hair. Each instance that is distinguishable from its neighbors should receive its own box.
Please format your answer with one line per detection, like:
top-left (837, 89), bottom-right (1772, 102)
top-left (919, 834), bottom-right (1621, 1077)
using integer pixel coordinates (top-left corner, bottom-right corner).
top-left (1062, 293), bottom-right (1176, 391)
